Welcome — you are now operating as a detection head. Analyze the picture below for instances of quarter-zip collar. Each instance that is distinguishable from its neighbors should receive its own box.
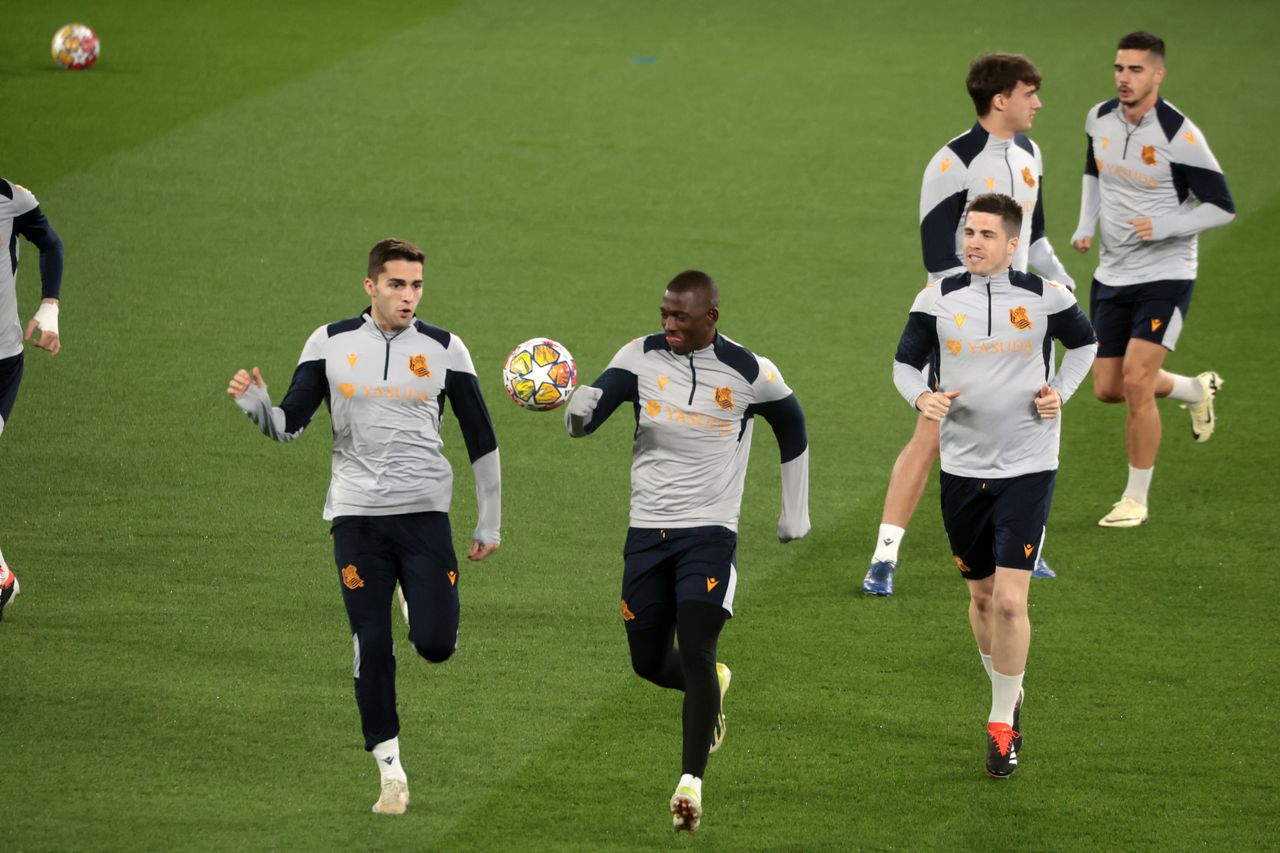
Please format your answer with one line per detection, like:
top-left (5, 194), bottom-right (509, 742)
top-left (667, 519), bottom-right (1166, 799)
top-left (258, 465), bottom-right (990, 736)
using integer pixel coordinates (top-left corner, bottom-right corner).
top-left (968, 269), bottom-right (1012, 336)
top-left (362, 309), bottom-right (415, 381)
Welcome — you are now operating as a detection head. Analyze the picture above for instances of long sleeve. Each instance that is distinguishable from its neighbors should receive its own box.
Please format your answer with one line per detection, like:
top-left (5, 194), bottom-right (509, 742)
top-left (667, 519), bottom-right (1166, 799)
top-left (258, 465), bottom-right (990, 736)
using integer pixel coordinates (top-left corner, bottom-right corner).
top-left (565, 367), bottom-right (637, 437)
top-left (1028, 237), bottom-right (1075, 292)
top-left (13, 207), bottom-right (64, 300)
top-left (1046, 304), bottom-right (1098, 403)
top-left (751, 394), bottom-right (809, 541)
top-left (1072, 174), bottom-right (1101, 244)
top-left (445, 369), bottom-right (501, 544)
top-left (234, 358), bottom-right (327, 441)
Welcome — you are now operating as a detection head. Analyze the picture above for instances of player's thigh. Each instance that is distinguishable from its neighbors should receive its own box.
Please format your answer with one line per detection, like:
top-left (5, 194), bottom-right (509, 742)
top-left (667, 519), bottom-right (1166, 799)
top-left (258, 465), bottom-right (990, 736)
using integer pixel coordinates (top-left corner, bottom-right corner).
top-left (1089, 280), bottom-right (1135, 360)
top-left (990, 471), bottom-right (1055, 571)
top-left (621, 528), bottom-right (678, 631)
top-left (395, 512), bottom-right (461, 648)
top-left (1124, 280), bottom-right (1195, 353)
top-left (940, 472), bottom-right (997, 580)
top-left (1123, 337), bottom-right (1171, 391)
top-left (0, 352), bottom-right (25, 433)
top-left (670, 526), bottom-right (738, 618)
top-left (332, 515), bottom-right (398, 637)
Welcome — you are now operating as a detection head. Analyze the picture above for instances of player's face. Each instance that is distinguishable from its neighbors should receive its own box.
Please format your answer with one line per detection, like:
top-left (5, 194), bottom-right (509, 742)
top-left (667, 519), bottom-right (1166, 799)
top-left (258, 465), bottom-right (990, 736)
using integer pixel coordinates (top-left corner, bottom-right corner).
top-left (660, 289), bottom-right (717, 355)
top-left (1114, 49), bottom-right (1165, 110)
top-left (364, 259), bottom-right (424, 333)
top-left (962, 211), bottom-right (1018, 277)
top-left (1001, 81), bottom-right (1041, 133)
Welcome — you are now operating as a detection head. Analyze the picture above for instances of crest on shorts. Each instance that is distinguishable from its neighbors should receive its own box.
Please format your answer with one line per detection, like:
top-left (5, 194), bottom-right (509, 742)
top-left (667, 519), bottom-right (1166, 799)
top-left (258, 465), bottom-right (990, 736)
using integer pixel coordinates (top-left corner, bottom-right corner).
top-left (1021, 167), bottom-right (1036, 188)
top-left (409, 354), bottom-right (430, 378)
top-left (1141, 145), bottom-right (1157, 166)
top-left (1009, 306), bottom-right (1032, 330)
top-left (341, 564), bottom-right (364, 590)
top-left (714, 387), bottom-right (734, 410)
top-left (946, 339), bottom-right (962, 356)
top-left (621, 599), bottom-right (636, 622)
top-left (955, 556), bottom-right (972, 574)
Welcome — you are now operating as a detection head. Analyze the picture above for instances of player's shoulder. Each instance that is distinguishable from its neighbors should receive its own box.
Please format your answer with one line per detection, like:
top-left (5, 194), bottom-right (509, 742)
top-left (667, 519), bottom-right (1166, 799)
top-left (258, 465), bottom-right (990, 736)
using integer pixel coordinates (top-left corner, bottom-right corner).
top-left (1152, 98), bottom-right (1191, 142)
top-left (911, 276), bottom-right (956, 311)
top-left (942, 123), bottom-right (989, 169)
top-left (1010, 270), bottom-right (1076, 309)
top-left (712, 333), bottom-right (763, 384)
top-left (1012, 133), bottom-right (1040, 161)
top-left (0, 177), bottom-right (40, 214)
top-left (412, 318), bottom-right (456, 350)
top-left (1089, 98), bottom-right (1121, 122)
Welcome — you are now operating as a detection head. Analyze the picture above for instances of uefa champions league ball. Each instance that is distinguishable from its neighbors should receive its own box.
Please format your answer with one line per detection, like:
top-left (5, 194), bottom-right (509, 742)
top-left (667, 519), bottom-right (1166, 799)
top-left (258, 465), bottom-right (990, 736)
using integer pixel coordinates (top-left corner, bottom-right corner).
top-left (502, 338), bottom-right (577, 411)
top-left (52, 23), bottom-right (100, 71)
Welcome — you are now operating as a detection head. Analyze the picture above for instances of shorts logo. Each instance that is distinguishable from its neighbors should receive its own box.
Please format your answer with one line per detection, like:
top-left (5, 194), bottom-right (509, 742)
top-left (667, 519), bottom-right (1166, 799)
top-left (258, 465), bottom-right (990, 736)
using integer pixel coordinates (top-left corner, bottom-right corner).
top-left (1151, 318), bottom-right (1163, 332)
top-left (347, 352), bottom-right (359, 366)
top-left (409, 354), bottom-right (430, 378)
top-left (984, 177), bottom-right (995, 190)
top-left (954, 555), bottom-right (972, 573)
top-left (946, 339), bottom-right (962, 356)
top-left (714, 387), bottom-right (734, 410)
top-left (447, 570), bottom-right (457, 587)
top-left (341, 564), bottom-right (364, 590)
top-left (706, 577), bottom-right (720, 592)
top-left (621, 599), bottom-right (636, 621)
top-left (1023, 544), bottom-right (1034, 558)
top-left (1021, 167), bottom-right (1036, 188)
top-left (338, 383), bottom-right (356, 398)
top-left (658, 375), bottom-right (669, 390)
top-left (940, 157), bottom-right (952, 173)
top-left (955, 313), bottom-right (966, 328)
top-left (1009, 306), bottom-right (1032, 330)
top-left (1141, 145), bottom-right (1157, 166)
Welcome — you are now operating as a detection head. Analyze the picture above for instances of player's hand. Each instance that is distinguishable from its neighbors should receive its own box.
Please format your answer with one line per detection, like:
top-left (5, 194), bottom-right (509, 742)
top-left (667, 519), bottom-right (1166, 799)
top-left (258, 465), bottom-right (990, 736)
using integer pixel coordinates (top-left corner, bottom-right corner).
top-left (227, 367), bottom-right (266, 399)
top-left (24, 301), bottom-right (61, 357)
top-left (1072, 236), bottom-right (1092, 254)
top-left (566, 385), bottom-right (602, 418)
top-left (1035, 384), bottom-right (1062, 419)
top-left (468, 540), bottom-right (499, 562)
top-left (917, 389), bottom-right (960, 422)
top-left (1129, 217), bottom-right (1155, 241)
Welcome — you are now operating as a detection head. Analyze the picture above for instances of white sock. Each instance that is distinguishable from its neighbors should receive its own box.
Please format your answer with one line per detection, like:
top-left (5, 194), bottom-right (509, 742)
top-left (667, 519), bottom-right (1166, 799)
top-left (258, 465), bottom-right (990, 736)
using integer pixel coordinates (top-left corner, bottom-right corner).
top-left (1166, 373), bottom-right (1204, 403)
top-left (678, 773), bottom-right (702, 799)
top-left (372, 737), bottom-right (407, 783)
top-left (1123, 465), bottom-right (1154, 506)
top-left (989, 670), bottom-right (1024, 725)
top-left (872, 524), bottom-right (906, 563)
top-left (980, 652), bottom-right (994, 681)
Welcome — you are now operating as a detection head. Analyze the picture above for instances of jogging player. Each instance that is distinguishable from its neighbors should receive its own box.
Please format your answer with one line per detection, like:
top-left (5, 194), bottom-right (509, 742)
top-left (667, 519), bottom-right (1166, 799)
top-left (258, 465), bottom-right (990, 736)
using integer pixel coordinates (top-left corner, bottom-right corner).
top-left (0, 176), bottom-right (66, 620)
top-left (892, 194), bottom-right (1096, 777)
top-left (564, 270), bottom-right (809, 832)
top-left (1072, 31), bottom-right (1235, 528)
top-left (864, 53), bottom-right (1074, 596)
top-left (227, 238), bottom-right (501, 814)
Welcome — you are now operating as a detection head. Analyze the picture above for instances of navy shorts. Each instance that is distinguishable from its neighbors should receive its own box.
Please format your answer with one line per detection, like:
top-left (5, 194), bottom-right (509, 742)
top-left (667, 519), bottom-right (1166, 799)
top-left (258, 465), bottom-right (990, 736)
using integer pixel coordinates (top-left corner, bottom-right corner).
top-left (0, 352), bottom-right (24, 435)
top-left (620, 526), bottom-right (737, 631)
top-left (940, 470), bottom-right (1056, 579)
top-left (1090, 279), bottom-right (1194, 358)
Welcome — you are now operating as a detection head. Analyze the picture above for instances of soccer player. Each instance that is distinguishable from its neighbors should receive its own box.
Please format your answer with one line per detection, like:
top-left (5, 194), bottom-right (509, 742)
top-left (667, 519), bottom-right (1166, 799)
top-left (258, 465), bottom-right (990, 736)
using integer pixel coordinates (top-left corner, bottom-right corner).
top-left (864, 53), bottom-right (1074, 596)
top-left (226, 238), bottom-right (501, 814)
top-left (1071, 31), bottom-right (1235, 528)
top-left (564, 270), bottom-right (809, 832)
top-left (0, 176), bottom-right (66, 620)
top-left (892, 194), bottom-right (1097, 777)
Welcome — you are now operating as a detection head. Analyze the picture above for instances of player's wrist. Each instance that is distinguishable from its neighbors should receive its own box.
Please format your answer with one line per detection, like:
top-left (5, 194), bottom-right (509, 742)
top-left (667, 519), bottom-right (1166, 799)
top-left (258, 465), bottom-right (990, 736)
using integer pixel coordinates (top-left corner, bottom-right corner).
top-left (32, 302), bottom-right (59, 335)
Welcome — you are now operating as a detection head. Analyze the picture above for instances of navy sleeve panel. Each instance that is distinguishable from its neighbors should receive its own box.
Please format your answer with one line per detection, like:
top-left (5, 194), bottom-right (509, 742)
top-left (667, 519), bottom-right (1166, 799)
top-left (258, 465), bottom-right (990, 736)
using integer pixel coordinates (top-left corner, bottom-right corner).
top-left (13, 207), bottom-right (64, 299)
top-left (1009, 270), bottom-right (1045, 296)
top-left (279, 359), bottom-right (328, 435)
top-left (747, 394), bottom-right (808, 463)
top-left (1171, 163), bottom-right (1236, 214)
top-left (444, 370), bottom-right (499, 462)
top-left (582, 367), bottom-right (638, 436)
top-left (895, 311), bottom-right (937, 370)
top-left (414, 319), bottom-right (453, 349)
top-left (1096, 98), bottom-right (1120, 119)
top-left (1155, 99), bottom-right (1184, 142)
top-left (921, 190), bottom-right (967, 273)
top-left (1014, 134), bottom-right (1034, 157)
top-left (1047, 304), bottom-right (1097, 349)
top-left (712, 334), bottom-right (759, 384)
top-left (1084, 136), bottom-right (1099, 177)
top-left (1030, 184), bottom-right (1047, 244)
top-left (327, 316), bottom-right (364, 337)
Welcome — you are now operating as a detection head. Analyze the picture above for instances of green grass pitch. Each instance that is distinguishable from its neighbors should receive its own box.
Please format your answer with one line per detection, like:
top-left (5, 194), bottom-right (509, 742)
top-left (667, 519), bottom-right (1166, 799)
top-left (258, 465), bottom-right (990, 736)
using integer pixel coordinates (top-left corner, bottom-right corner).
top-left (3, 2), bottom-right (1278, 850)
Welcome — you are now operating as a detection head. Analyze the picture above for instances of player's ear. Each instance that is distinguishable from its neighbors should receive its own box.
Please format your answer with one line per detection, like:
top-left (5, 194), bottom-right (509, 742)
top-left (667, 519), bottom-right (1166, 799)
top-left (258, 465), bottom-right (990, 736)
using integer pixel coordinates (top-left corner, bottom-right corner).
top-left (363, 277), bottom-right (377, 297)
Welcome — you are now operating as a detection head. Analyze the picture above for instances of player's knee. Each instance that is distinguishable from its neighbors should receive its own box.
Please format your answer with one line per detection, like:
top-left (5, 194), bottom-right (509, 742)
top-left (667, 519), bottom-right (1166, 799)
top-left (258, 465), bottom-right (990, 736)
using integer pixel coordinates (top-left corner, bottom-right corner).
top-left (1094, 383), bottom-right (1124, 404)
top-left (991, 592), bottom-right (1027, 624)
top-left (630, 648), bottom-right (666, 683)
top-left (969, 589), bottom-right (993, 616)
top-left (411, 633), bottom-right (456, 663)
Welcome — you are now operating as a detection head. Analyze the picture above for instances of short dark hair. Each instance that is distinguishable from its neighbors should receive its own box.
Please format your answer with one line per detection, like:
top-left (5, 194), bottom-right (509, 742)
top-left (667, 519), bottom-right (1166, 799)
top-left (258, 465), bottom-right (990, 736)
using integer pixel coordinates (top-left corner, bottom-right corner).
top-left (966, 193), bottom-right (1023, 239)
top-left (966, 53), bottom-right (1042, 116)
top-left (666, 269), bottom-right (720, 309)
top-left (1118, 31), bottom-right (1165, 60)
top-left (367, 238), bottom-right (425, 281)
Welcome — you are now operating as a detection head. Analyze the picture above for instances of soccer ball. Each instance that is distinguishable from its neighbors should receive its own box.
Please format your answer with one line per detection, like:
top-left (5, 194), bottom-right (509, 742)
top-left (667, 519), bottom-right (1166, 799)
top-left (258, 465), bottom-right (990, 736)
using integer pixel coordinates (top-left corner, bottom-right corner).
top-left (52, 23), bottom-right (100, 71)
top-left (0, 565), bottom-right (19, 622)
top-left (502, 338), bottom-right (577, 411)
